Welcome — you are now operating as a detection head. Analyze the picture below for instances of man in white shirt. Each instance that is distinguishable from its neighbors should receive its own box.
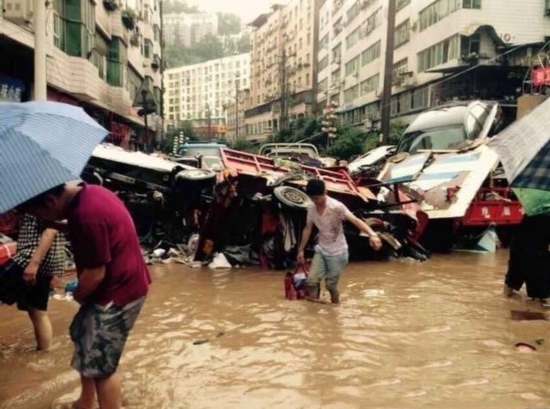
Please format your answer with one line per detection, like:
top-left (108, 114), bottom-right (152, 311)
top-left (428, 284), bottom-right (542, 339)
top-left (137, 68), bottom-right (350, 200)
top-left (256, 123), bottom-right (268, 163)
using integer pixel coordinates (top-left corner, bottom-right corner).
top-left (297, 179), bottom-right (382, 304)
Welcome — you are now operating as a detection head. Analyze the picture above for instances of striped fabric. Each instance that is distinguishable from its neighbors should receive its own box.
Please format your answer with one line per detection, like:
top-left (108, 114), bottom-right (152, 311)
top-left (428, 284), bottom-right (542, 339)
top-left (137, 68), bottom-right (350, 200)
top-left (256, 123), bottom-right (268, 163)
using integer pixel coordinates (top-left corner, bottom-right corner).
top-left (513, 141), bottom-right (550, 191)
top-left (488, 97), bottom-right (550, 185)
top-left (0, 101), bottom-right (108, 213)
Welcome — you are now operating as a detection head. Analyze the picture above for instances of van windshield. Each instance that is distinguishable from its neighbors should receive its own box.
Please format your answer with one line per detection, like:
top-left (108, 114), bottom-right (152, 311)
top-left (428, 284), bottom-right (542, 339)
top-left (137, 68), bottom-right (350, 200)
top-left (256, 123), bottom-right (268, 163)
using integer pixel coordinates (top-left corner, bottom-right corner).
top-left (397, 124), bottom-right (468, 154)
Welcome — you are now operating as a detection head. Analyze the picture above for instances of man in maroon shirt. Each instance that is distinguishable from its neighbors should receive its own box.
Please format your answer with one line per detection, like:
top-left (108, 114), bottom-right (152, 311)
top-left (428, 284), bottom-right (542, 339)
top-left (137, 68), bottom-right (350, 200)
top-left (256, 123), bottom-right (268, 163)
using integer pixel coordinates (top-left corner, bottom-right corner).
top-left (21, 183), bottom-right (151, 409)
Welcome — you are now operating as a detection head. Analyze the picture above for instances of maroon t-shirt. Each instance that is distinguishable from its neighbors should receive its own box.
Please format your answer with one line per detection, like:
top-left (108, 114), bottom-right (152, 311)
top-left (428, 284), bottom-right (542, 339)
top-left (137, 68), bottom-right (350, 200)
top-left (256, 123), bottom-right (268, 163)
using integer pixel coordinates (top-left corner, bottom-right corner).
top-left (68, 184), bottom-right (151, 306)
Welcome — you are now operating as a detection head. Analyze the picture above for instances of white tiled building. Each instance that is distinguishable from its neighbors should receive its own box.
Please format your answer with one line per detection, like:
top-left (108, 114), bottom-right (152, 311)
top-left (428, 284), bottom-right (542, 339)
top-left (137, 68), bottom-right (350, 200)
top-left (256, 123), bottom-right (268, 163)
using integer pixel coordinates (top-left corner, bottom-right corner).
top-left (1, 0), bottom-right (163, 149)
top-left (318, 0), bottom-right (550, 128)
top-left (164, 53), bottom-right (250, 138)
top-left (163, 12), bottom-right (218, 47)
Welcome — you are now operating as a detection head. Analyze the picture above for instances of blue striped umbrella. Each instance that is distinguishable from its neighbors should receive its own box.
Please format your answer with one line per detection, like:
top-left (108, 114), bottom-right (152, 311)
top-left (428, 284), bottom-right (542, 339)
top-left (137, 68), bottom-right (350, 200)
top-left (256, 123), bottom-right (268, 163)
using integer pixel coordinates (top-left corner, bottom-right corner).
top-left (0, 101), bottom-right (108, 213)
top-left (489, 97), bottom-right (550, 216)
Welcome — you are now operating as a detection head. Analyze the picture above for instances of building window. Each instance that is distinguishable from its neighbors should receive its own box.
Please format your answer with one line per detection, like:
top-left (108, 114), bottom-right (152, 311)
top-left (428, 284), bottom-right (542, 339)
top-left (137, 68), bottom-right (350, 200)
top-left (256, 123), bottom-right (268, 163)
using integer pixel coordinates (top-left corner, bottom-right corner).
top-left (92, 32), bottom-right (108, 80)
top-left (392, 58), bottom-right (408, 84)
top-left (319, 55), bottom-right (329, 71)
top-left (319, 33), bottom-right (329, 50)
top-left (331, 69), bottom-right (341, 86)
top-left (107, 37), bottom-right (128, 87)
top-left (463, 0), bottom-right (481, 8)
top-left (418, 35), bottom-right (459, 72)
top-left (344, 55), bottom-right (360, 77)
top-left (361, 41), bottom-right (381, 66)
top-left (360, 74), bottom-right (379, 95)
top-left (419, 0), bottom-right (461, 31)
top-left (346, 0), bottom-right (361, 25)
top-left (319, 78), bottom-right (328, 92)
top-left (343, 84), bottom-right (360, 104)
top-left (394, 20), bottom-right (410, 48)
top-left (397, 0), bottom-right (411, 11)
top-left (52, 0), bottom-right (95, 57)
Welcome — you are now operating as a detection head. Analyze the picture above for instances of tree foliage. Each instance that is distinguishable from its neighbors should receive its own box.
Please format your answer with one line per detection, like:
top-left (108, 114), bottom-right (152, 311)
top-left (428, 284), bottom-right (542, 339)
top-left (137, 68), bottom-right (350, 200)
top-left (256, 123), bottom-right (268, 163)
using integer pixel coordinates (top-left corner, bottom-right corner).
top-left (217, 12), bottom-right (241, 35)
top-left (327, 127), bottom-right (367, 160)
top-left (163, 0), bottom-right (200, 13)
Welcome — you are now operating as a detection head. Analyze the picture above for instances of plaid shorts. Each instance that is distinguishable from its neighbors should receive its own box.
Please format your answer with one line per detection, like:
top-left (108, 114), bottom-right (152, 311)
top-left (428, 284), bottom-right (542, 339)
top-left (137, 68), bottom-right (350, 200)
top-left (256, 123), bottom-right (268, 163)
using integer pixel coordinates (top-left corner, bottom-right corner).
top-left (69, 296), bottom-right (146, 378)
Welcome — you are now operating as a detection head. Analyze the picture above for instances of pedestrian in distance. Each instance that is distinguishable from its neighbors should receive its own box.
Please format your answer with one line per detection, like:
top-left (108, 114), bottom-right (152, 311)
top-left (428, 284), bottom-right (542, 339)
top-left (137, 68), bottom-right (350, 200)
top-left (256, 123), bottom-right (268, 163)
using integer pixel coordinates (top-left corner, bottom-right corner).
top-left (297, 179), bottom-right (383, 304)
top-left (20, 183), bottom-right (151, 409)
top-left (0, 213), bottom-right (65, 351)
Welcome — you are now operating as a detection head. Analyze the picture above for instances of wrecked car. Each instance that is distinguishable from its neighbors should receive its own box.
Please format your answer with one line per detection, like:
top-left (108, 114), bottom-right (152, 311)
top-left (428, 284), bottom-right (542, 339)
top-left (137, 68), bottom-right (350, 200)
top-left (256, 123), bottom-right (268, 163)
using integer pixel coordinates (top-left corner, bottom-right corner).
top-left (82, 144), bottom-right (217, 242)
top-left (378, 101), bottom-right (523, 251)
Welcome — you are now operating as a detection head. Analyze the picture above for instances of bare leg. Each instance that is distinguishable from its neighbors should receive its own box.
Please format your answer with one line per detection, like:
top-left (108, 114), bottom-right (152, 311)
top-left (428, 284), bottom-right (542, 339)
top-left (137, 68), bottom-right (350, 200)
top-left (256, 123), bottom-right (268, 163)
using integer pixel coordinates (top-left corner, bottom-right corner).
top-left (95, 372), bottom-right (122, 409)
top-left (27, 309), bottom-right (53, 351)
top-left (75, 376), bottom-right (96, 409)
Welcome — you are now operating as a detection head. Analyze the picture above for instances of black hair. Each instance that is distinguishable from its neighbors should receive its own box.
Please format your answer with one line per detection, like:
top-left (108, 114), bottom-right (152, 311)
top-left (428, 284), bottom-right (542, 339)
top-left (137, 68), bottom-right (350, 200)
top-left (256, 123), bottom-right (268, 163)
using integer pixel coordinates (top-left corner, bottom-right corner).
top-left (305, 179), bottom-right (325, 196)
top-left (18, 184), bottom-right (66, 210)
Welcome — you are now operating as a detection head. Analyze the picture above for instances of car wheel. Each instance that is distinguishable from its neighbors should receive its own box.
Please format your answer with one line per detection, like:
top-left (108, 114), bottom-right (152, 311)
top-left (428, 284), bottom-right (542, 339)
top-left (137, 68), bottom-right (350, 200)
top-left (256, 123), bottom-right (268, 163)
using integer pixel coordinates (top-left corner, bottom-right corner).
top-left (273, 186), bottom-right (312, 210)
top-left (176, 169), bottom-right (216, 181)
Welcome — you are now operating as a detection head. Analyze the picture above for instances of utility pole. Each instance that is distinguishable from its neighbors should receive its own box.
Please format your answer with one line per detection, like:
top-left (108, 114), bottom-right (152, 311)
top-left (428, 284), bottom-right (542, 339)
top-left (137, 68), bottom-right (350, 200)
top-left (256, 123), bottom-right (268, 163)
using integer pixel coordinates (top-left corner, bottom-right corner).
top-left (206, 104), bottom-right (212, 140)
top-left (235, 77), bottom-right (240, 140)
top-left (380, 0), bottom-right (397, 145)
top-left (159, 0), bottom-right (165, 144)
top-left (33, 0), bottom-right (47, 100)
top-left (311, 0), bottom-right (322, 116)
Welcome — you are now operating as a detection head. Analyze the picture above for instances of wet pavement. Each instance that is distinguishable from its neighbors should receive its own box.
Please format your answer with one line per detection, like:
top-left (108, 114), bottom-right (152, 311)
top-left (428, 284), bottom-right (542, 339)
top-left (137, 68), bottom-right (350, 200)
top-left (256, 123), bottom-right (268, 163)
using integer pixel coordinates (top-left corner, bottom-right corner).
top-left (1, 251), bottom-right (550, 409)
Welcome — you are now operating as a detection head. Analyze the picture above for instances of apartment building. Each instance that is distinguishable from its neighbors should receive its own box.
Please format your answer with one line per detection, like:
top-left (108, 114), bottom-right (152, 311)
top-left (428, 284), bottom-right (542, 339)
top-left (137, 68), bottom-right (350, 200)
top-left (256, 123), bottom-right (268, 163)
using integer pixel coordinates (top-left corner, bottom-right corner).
top-left (0, 0), bottom-right (163, 149)
top-left (163, 12), bottom-right (218, 47)
top-left (318, 0), bottom-right (550, 129)
top-left (246, 0), bottom-right (320, 141)
top-left (164, 53), bottom-right (250, 139)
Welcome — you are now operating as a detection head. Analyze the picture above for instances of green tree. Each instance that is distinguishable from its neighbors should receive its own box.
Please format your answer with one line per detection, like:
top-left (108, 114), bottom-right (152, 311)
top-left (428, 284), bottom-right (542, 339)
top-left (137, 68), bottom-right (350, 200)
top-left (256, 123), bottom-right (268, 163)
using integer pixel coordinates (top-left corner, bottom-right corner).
top-left (163, 0), bottom-right (200, 13)
top-left (236, 33), bottom-right (251, 53)
top-left (327, 127), bottom-right (367, 160)
top-left (217, 13), bottom-right (242, 35)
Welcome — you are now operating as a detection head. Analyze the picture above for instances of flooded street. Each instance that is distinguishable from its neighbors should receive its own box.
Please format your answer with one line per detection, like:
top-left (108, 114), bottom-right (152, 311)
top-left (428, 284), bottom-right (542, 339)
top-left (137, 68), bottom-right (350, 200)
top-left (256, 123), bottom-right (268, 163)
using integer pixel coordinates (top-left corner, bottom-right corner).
top-left (1, 251), bottom-right (550, 409)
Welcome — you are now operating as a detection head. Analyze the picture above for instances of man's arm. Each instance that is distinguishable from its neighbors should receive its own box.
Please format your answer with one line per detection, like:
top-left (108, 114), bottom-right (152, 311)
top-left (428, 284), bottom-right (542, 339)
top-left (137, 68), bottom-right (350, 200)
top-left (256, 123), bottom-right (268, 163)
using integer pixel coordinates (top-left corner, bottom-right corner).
top-left (23, 228), bottom-right (58, 285)
top-left (73, 266), bottom-right (106, 304)
top-left (43, 220), bottom-right (68, 231)
top-left (346, 213), bottom-right (383, 251)
top-left (297, 221), bottom-right (313, 263)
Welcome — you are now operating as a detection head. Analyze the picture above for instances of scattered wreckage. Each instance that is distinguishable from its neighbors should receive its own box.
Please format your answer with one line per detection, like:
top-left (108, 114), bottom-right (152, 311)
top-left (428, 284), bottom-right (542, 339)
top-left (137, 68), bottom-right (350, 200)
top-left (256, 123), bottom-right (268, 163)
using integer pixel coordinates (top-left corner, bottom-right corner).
top-left (80, 143), bottom-right (429, 268)
top-left (373, 101), bottom-right (523, 250)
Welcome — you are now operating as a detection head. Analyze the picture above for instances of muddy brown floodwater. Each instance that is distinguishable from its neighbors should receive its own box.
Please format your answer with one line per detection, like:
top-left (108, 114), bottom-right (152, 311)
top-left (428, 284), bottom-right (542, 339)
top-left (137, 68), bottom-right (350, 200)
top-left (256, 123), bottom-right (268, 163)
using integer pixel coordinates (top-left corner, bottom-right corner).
top-left (1, 251), bottom-right (550, 409)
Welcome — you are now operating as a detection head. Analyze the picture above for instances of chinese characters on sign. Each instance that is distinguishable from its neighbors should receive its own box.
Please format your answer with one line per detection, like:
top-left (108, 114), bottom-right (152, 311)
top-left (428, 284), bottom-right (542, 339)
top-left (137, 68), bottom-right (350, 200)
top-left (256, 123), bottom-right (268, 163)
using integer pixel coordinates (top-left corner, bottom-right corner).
top-left (0, 75), bottom-right (25, 103)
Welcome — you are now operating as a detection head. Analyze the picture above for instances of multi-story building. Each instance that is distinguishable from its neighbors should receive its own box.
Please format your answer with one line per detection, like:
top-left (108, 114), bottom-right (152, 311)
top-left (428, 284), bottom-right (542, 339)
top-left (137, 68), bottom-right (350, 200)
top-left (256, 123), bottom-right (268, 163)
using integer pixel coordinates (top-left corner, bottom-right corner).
top-left (163, 12), bottom-right (218, 47)
top-left (226, 88), bottom-right (250, 141)
top-left (246, 0), bottom-right (321, 141)
top-left (164, 53), bottom-right (250, 139)
top-left (318, 0), bottom-right (550, 130)
top-left (0, 0), bottom-right (163, 149)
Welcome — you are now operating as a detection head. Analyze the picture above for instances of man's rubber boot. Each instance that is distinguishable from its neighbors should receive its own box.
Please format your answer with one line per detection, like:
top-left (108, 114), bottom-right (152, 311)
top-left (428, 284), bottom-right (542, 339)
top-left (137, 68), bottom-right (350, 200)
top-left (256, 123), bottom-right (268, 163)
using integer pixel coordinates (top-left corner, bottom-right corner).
top-left (328, 288), bottom-right (340, 304)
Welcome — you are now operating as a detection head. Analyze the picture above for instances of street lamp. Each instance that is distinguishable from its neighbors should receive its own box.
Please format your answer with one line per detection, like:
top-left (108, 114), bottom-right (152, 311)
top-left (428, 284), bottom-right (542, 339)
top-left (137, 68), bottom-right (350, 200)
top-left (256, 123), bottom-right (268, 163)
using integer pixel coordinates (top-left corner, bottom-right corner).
top-left (205, 103), bottom-right (212, 140)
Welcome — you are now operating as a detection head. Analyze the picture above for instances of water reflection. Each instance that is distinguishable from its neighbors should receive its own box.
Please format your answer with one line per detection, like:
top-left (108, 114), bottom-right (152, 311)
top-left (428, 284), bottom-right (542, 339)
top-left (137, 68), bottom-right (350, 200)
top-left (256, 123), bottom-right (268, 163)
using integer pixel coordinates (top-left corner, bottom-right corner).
top-left (1, 252), bottom-right (550, 409)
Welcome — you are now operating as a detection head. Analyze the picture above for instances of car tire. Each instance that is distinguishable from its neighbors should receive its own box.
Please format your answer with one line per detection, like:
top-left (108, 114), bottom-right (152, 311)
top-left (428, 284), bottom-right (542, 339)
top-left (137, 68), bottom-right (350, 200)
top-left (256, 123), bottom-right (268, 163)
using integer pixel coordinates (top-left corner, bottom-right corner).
top-left (176, 169), bottom-right (216, 182)
top-left (273, 186), bottom-right (312, 210)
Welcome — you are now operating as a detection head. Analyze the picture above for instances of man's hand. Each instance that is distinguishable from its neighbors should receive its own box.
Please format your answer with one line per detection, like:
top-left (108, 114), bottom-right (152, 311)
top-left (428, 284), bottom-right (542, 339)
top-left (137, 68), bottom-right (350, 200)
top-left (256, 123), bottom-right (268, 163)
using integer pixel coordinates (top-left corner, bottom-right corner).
top-left (369, 234), bottom-right (383, 251)
top-left (23, 261), bottom-right (39, 285)
top-left (297, 250), bottom-right (305, 264)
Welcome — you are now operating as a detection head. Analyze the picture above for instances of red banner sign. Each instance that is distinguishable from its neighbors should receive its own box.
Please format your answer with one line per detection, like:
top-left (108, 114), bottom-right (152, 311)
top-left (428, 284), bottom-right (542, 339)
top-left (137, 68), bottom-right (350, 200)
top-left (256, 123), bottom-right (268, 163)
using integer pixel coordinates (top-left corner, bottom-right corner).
top-left (532, 67), bottom-right (550, 87)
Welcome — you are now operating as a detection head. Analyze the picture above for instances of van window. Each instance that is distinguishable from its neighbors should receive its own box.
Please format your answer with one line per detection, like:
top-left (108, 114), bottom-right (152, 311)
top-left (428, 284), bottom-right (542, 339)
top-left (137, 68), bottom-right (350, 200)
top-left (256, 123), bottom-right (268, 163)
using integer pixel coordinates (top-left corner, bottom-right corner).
top-left (398, 125), bottom-right (468, 154)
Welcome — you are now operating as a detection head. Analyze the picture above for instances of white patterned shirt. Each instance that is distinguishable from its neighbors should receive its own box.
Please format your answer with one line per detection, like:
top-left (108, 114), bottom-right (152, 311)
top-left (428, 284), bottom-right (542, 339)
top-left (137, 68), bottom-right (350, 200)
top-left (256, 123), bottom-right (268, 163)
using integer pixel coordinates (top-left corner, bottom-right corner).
top-left (306, 197), bottom-right (351, 256)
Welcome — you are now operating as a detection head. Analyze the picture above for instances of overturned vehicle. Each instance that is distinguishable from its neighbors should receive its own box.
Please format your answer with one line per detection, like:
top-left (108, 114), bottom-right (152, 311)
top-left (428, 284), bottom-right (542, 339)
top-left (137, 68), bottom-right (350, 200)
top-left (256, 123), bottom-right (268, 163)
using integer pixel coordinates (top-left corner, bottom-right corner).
top-left (82, 144), bottom-right (217, 242)
top-left (375, 101), bottom-right (523, 251)
top-left (189, 148), bottom-right (430, 269)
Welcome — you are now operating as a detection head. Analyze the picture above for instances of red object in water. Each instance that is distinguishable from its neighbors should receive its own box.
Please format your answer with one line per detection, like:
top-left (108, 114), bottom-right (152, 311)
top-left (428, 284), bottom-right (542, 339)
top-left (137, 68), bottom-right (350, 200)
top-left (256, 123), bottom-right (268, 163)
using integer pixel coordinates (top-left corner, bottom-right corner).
top-left (285, 263), bottom-right (309, 300)
top-left (0, 242), bottom-right (17, 265)
top-left (284, 272), bottom-right (297, 300)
